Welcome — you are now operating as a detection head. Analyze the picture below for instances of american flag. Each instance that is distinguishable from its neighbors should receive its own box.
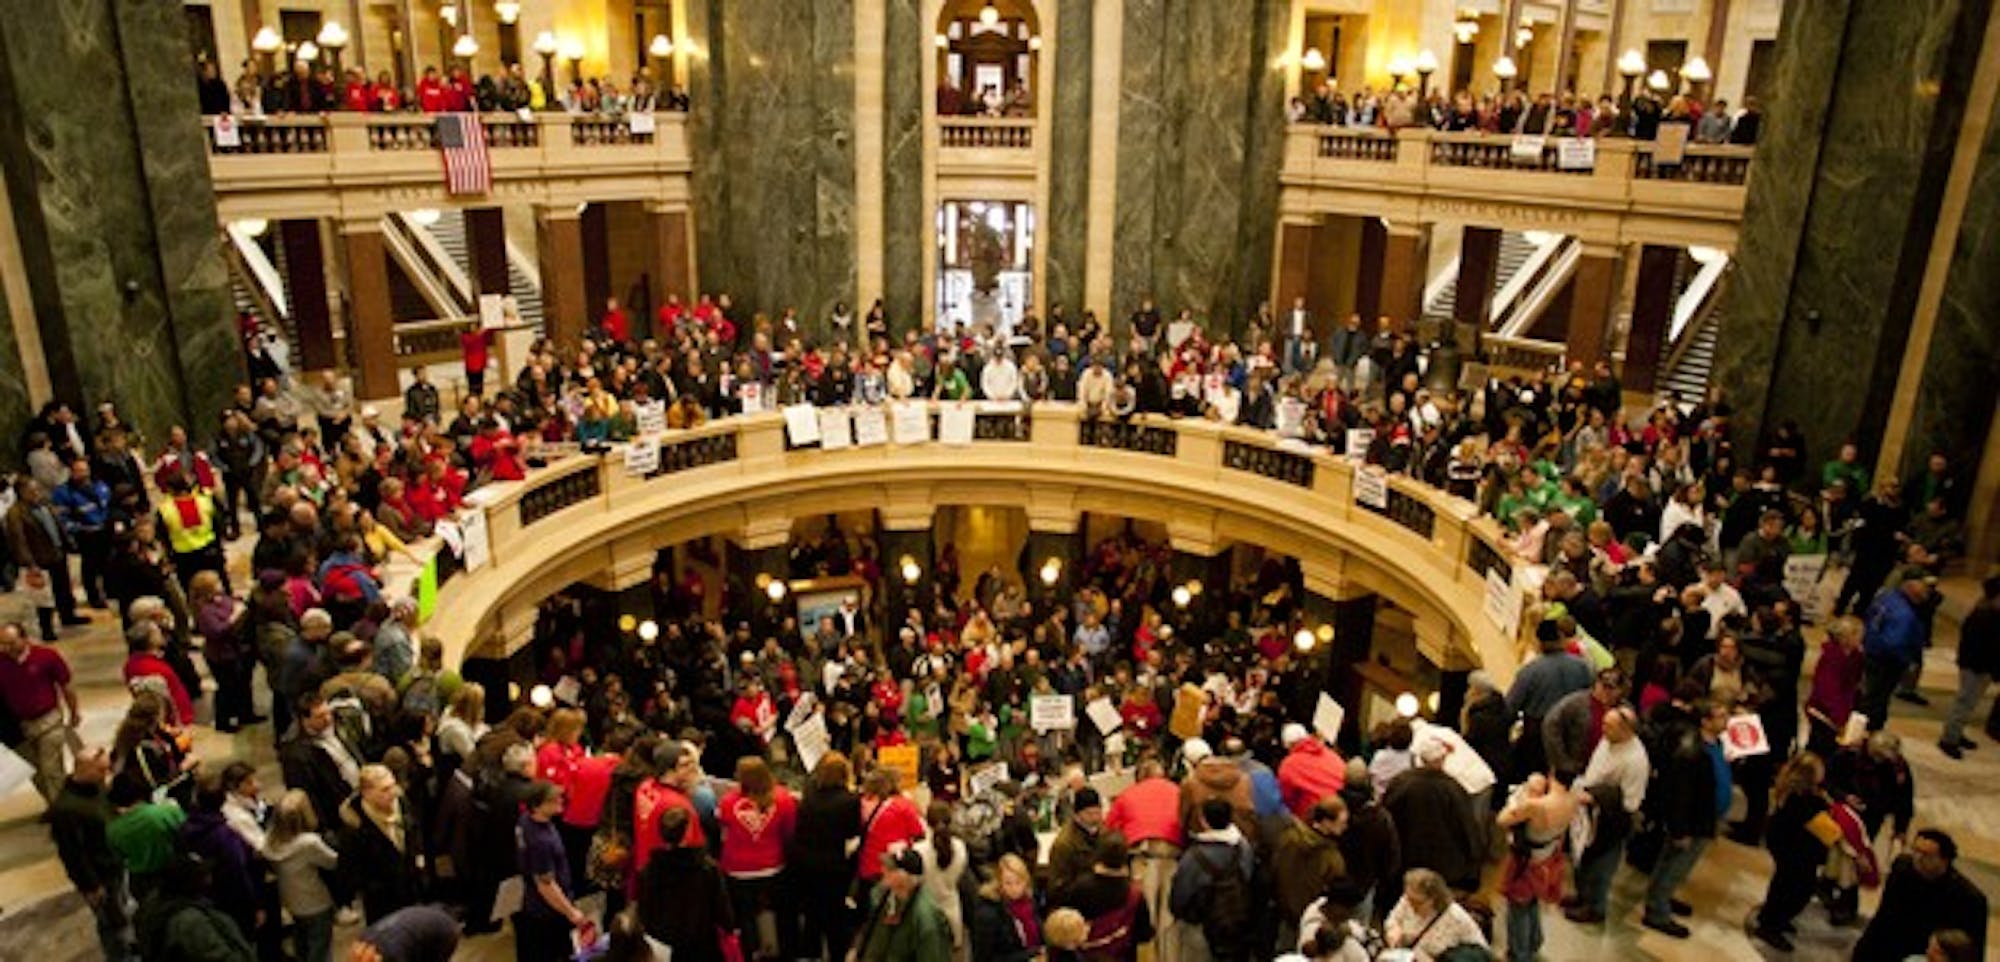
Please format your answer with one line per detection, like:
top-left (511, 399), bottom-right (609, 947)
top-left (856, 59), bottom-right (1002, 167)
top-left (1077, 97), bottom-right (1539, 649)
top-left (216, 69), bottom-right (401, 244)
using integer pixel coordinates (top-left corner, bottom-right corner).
top-left (436, 113), bottom-right (491, 195)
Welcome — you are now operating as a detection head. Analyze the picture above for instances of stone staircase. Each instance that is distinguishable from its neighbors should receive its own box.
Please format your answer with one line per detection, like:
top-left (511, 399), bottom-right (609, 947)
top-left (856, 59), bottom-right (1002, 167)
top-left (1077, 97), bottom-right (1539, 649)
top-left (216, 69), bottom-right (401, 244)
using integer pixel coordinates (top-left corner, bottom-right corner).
top-left (1659, 306), bottom-right (1722, 403)
top-left (1423, 230), bottom-right (1540, 332)
top-left (419, 212), bottom-right (546, 332)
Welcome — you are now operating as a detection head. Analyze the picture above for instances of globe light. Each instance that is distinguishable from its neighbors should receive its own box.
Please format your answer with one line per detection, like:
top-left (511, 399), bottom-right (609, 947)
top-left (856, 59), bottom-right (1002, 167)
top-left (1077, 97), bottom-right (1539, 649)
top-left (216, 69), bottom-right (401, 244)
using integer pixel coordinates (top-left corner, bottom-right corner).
top-left (530, 684), bottom-right (555, 709)
top-left (316, 22), bottom-right (349, 51)
top-left (533, 30), bottom-right (560, 56)
top-left (1300, 47), bottom-right (1327, 72)
top-left (1172, 586), bottom-right (1192, 608)
top-left (252, 27), bottom-right (284, 54)
top-left (1395, 692), bottom-right (1420, 717)
top-left (296, 41), bottom-right (320, 62)
top-left (979, 2), bottom-right (999, 27)
top-left (1492, 56), bottom-right (1518, 80)
top-left (1413, 49), bottom-right (1439, 75)
top-left (1647, 69), bottom-right (1671, 92)
top-left (233, 218), bottom-right (269, 237)
top-left (766, 580), bottom-right (789, 601)
top-left (1618, 49), bottom-right (1647, 79)
top-left (409, 208), bottom-right (441, 227)
top-left (618, 614), bottom-right (637, 632)
top-left (1316, 624), bottom-right (1334, 643)
top-left (494, 1), bottom-right (521, 25)
top-left (452, 33), bottom-right (480, 58)
top-left (649, 34), bottom-right (675, 58)
top-left (1682, 56), bottom-right (1712, 83)
top-left (637, 620), bottom-right (660, 642)
top-left (1039, 559), bottom-right (1061, 586)
top-left (1293, 628), bottom-right (1315, 653)
top-left (1185, 579), bottom-right (1202, 597)
top-left (1426, 691), bottom-right (1442, 713)
top-left (559, 37), bottom-right (587, 63)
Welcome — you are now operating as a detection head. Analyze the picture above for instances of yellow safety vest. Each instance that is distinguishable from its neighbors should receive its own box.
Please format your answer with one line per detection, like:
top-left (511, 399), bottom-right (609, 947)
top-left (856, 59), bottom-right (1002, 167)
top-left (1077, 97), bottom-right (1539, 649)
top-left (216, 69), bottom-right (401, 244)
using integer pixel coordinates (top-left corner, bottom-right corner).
top-left (158, 494), bottom-right (217, 554)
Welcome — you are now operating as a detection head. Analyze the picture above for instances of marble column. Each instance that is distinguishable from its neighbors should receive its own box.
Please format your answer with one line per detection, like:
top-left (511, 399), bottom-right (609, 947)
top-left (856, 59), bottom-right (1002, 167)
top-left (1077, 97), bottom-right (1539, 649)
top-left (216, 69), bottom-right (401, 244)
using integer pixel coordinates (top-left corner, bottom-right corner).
top-left (1622, 243), bottom-right (1679, 393)
top-left (877, 527), bottom-right (934, 618)
top-left (1454, 226), bottom-right (1501, 351)
top-left (1716, 0), bottom-right (1993, 470)
top-left (1353, 217), bottom-right (1387, 324)
top-left (463, 208), bottom-right (510, 297)
top-left (880, 0), bottom-right (923, 335)
top-left (686, 0), bottom-right (857, 339)
top-left (0, 280), bottom-right (30, 467)
top-left (281, 220), bottom-right (337, 372)
top-left (1111, 0), bottom-right (1288, 333)
top-left (1379, 222), bottom-right (1429, 332)
top-left (1044, 0), bottom-right (1095, 320)
top-left (581, 202), bottom-right (611, 319)
top-left (647, 204), bottom-right (694, 339)
top-left (536, 206), bottom-right (587, 348)
top-left (0, 0), bottom-right (243, 447)
top-left (1275, 223), bottom-right (1316, 314)
top-left (1300, 589), bottom-right (1376, 754)
top-left (1563, 246), bottom-right (1620, 367)
top-left (341, 225), bottom-right (398, 401)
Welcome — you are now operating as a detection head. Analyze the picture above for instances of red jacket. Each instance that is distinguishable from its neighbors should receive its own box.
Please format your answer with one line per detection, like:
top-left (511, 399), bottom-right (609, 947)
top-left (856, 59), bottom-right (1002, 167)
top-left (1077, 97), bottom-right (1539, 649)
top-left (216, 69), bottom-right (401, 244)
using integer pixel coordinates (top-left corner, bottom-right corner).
top-left (716, 787), bottom-right (797, 876)
top-left (537, 741), bottom-right (583, 790)
top-left (470, 431), bottom-right (525, 481)
top-left (1277, 737), bottom-right (1347, 817)
top-left (601, 308), bottom-right (630, 344)
top-left (1105, 776), bottom-right (1184, 847)
top-left (856, 794), bottom-right (926, 880)
top-left (631, 780), bottom-right (704, 883)
top-left (564, 753), bottom-right (619, 829)
top-left (123, 653), bottom-right (194, 726)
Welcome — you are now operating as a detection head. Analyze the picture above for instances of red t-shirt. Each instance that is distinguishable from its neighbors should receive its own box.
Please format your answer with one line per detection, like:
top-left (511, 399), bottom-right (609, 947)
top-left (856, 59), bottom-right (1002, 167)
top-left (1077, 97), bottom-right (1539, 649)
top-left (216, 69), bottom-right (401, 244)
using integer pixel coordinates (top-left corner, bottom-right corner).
top-left (536, 741), bottom-right (583, 790)
top-left (856, 794), bottom-right (926, 880)
top-left (470, 432), bottom-right (525, 481)
top-left (460, 329), bottom-right (491, 373)
top-left (417, 78), bottom-right (448, 113)
top-left (730, 694), bottom-right (777, 743)
top-left (601, 309), bottom-right (629, 344)
top-left (343, 81), bottom-right (371, 112)
top-left (631, 780), bottom-right (704, 883)
top-left (0, 645), bottom-right (71, 720)
top-left (564, 753), bottom-right (619, 829)
top-left (658, 303), bottom-right (685, 336)
top-left (716, 787), bottom-right (797, 876)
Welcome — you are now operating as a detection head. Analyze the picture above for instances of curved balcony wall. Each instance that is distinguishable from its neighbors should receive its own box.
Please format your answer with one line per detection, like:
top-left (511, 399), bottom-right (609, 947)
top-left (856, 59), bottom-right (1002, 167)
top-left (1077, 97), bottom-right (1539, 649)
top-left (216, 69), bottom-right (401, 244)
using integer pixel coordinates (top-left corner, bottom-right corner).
top-left (413, 403), bottom-right (1531, 685)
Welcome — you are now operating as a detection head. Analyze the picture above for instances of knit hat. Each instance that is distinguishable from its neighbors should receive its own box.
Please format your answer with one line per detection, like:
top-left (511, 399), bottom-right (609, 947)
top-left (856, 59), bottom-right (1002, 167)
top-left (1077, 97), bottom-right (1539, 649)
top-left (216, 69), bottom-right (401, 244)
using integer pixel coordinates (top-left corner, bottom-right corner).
top-left (1281, 723), bottom-right (1310, 749)
top-left (1182, 738), bottom-right (1214, 764)
top-left (884, 848), bottom-right (924, 876)
top-left (1073, 787), bottom-right (1103, 812)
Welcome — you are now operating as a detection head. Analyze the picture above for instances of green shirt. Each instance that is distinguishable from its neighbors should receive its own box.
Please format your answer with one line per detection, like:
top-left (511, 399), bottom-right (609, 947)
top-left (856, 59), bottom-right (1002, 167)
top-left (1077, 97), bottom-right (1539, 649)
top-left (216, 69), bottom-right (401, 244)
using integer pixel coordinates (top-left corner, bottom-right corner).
top-left (857, 886), bottom-right (952, 962)
top-left (108, 801), bottom-right (185, 876)
top-left (1821, 460), bottom-right (1869, 495)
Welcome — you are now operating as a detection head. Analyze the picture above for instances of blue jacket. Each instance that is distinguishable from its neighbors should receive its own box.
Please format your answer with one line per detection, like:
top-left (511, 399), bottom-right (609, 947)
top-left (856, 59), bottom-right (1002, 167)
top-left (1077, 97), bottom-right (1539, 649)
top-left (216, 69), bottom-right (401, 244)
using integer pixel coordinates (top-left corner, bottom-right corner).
top-left (50, 479), bottom-right (112, 532)
top-left (1863, 589), bottom-right (1927, 667)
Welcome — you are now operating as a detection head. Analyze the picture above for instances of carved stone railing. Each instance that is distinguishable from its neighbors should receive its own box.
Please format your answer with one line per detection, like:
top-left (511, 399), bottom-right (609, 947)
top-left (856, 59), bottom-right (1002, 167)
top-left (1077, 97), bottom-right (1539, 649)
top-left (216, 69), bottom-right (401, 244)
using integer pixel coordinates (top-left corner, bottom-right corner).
top-left (939, 117), bottom-right (1034, 149)
top-left (423, 405), bottom-right (1529, 686)
top-left (392, 317), bottom-right (479, 359)
top-left (1632, 145), bottom-right (1753, 183)
top-left (1316, 128), bottom-right (1400, 162)
top-left (204, 112), bottom-right (693, 220)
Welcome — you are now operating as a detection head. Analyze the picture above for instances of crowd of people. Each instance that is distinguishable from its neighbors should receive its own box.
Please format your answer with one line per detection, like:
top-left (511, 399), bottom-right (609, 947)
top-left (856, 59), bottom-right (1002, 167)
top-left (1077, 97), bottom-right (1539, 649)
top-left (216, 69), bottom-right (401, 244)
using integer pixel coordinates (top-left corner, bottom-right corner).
top-left (0, 284), bottom-right (1994, 962)
top-left (1287, 82), bottom-right (1762, 146)
top-left (197, 57), bottom-right (690, 119)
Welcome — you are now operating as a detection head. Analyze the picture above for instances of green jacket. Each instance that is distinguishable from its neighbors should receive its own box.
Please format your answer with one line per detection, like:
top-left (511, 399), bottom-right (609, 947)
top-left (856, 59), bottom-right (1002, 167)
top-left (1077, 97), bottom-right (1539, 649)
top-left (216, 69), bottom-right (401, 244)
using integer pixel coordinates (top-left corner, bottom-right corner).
top-left (857, 885), bottom-right (952, 962)
top-left (107, 801), bottom-right (185, 877)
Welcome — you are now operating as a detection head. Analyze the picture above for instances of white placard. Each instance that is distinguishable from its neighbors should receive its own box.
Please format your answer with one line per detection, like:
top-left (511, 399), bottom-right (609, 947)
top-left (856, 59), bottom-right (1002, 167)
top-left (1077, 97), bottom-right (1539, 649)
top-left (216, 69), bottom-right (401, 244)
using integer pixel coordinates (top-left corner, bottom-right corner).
top-left (1087, 769), bottom-right (1134, 801)
top-left (783, 403), bottom-right (822, 445)
top-left (634, 400), bottom-right (667, 436)
top-left (737, 382), bottom-right (764, 413)
top-left (853, 407), bottom-right (889, 446)
top-left (479, 293), bottom-right (507, 331)
top-left (892, 402), bottom-right (930, 444)
top-left (628, 111), bottom-right (656, 135)
top-left (1653, 123), bottom-right (1690, 166)
top-left (1275, 397), bottom-right (1306, 436)
top-left (1313, 693), bottom-right (1346, 743)
top-left (1510, 134), bottom-right (1547, 163)
top-left (491, 876), bottom-right (524, 923)
top-left (1840, 712), bottom-right (1869, 746)
top-left (785, 692), bottom-right (819, 733)
top-left (939, 404), bottom-right (975, 445)
top-left (1031, 694), bottom-right (1075, 732)
top-left (1483, 568), bottom-right (1521, 631)
top-left (969, 762), bottom-right (1009, 797)
top-left (1722, 713), bottom-right (1770, 761)
top-left (212, 114), bottom-right (241, 148)
top-left (459, 507), bottom-right (491, 572)
top-left (436, 519), bottom-right (464, 557)
top-left (1558, 137), bottom-right (1597, 170)
top-left (553, 676), bottom-right (581, 705)
top-left (1104, 732), bottom-right (1128, 765)
top-left (1784, 554), bottom-right (1831, 624)
top-left (1353, 468), bottom-right (1389, 509)
top-left (818, 408), bottom-right (853, 450)
top-left (792, 713), bottom-right (831, 773)
top-left (1085, 697), bottom-right (1123, 736)
top-left (1345, 429), bottom-right (1374, 459)
top-left (624, 441), bottom-right (660, 477)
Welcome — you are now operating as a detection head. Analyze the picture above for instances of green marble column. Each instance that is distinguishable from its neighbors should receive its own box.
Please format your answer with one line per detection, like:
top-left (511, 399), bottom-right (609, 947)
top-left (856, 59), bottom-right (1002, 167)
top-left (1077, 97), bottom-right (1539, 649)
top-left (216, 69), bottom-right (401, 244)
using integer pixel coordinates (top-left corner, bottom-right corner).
top-left (882, 0), bottom-right (925, 335)
top-left (1042, 0), bottom-right (1093, 319)
top-left (0, 0), bottom-right (241, 448)
top-left (1716, 0), bottom-right (1992, 469)
top-left (1110, 0), bottom-right (1288, 337)
top-left (0, 283), bottom-right (29, 466)
top-left (686, 0), bottom-right (858, 340)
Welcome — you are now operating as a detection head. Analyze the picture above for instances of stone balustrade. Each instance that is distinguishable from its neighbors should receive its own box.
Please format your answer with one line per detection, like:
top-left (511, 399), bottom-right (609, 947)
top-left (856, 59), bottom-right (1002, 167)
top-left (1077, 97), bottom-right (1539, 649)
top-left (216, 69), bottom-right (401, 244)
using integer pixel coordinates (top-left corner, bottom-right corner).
top-left (418, 403), bottom-right (1531, 685)
top-left (203, 112), bottom-right (692, 219)
top-left (938, 116), bottom-right (1035, 149)
top-left (1282, 124), bottom-right (1754, 248)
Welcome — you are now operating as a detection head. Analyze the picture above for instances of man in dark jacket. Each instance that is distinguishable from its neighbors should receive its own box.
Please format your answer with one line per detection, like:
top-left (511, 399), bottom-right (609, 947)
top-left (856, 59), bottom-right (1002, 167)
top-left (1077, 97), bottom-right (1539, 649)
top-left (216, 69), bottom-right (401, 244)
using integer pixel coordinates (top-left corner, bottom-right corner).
top-left (278, 691), bottom-right (362, 831)
top-left (1045, 786), bottom-right (1104, 907)
top-left (1170, 799), bottom-right (1257, 962)
top-left (1853, 829), bottom-right (1988, 961)
top-left (48, 747), bottom-right (133, 962)
top-left (1639, 698), bottom-right (1728, 937)
top-left (132, 854), bottom-right (256, 962)
top-left (1381, 741), bottom-right (1484, 891)
top-left (1334, 760), bottom-right (1399, 923)
top-left (178, 773), bottom-right (268, 946)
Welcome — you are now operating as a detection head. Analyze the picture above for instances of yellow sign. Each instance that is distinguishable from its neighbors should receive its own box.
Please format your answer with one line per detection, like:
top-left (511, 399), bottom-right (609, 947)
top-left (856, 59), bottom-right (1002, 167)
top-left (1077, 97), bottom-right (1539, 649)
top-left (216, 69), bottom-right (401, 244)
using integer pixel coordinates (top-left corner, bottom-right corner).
top-left (878, 745), bottom-right (920, 792)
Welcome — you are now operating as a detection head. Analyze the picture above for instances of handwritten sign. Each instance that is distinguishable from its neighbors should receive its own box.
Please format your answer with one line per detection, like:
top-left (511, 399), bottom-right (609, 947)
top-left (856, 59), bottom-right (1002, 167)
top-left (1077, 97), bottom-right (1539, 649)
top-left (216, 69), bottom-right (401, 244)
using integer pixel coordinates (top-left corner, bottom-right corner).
top-left (459, 507), bottom-right (491, 572)
top-left (1085, 697), bottom-right (1123, 736)
top-left (785, 692), bottom-right (819, 733)
top-left (783, 404), bottom-right (821, 446)
top-left (969, 761), bottom-right (1009, 798)
top-left (1483, 568), bottom-right (1521, 632)
top-left (738, 381), bottom-right (764, 413)
top-left (624, 440), bottom-right (659, 477)
top-left (633, 400), bottom-right (666, 436)
top-left (1031, 694), bottom-right (1075, 732)
top-left (1313, 693), bottom-right (1346, 743)
top-left (1558, 137), bottom-right (1596, 170)
top-left (1784, 554), bottom-right (1831, 624)
top-left (1353, 468), bottom-right (1389, 509)
top-left (1510, 134), bottom-right (1547, 164)
top-left (1345, 428), bottom-right (1374, 460)
top-left (212, 114), bottom-right (241, 148)
top-left (1653, 122), bottom-right (1690, 166)
top-left (939, 404), bottom-right (975, 445)
top-left (628, 111), bottom-right (656, 135)
top-left (878, 744), bottom-right (920, 791)
top-left (818, 407), bottom-right (853, 450)
top-left (891, 402), bottom-right (930, 445)
top-left (853, 407), bottom-right (889, 446)
top-left (793, 713), bottom-right (831, 773)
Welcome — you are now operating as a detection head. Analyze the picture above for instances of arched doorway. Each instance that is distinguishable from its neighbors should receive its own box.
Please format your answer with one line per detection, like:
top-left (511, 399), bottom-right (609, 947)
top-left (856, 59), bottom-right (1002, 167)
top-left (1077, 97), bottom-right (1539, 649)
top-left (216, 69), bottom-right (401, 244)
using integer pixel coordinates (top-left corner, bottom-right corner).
top-left (934, 0), bottom-right (1042, 116)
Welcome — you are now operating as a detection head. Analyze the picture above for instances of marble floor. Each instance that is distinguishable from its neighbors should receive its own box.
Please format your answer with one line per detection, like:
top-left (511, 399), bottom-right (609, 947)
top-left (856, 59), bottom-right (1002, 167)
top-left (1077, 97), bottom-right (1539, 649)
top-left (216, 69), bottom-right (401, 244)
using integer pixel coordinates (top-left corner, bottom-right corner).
top-left (3, 570), bottom-right (1997, 962)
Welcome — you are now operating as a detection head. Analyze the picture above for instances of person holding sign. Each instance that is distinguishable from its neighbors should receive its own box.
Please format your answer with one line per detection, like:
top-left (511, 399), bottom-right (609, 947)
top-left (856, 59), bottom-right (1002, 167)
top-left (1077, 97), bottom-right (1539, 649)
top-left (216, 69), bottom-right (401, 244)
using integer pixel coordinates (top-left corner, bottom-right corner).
top-left (1752, 753), bottom-right (1840, 953)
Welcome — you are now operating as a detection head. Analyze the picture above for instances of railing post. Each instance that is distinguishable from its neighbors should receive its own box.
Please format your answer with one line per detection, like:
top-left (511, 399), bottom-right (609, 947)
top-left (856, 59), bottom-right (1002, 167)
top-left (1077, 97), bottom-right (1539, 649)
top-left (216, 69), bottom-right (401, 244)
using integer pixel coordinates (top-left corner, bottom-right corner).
top-left (1397, 127), bottom-right (1431, 182)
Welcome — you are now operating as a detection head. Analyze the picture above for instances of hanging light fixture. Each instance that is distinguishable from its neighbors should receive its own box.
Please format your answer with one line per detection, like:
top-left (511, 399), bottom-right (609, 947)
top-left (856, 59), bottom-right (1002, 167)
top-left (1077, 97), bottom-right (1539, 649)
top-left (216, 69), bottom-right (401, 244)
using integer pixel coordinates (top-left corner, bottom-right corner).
top-left (1492, 55), bottom-right (1518, 80)
top-left (1300, 46), bottom-right (1327, 72)
top-left (649, 34), bottom-right (674, 58)
top-left (453, 33), bottom-right (480, 58)
top-left (251, 26), bottom-right (283, 54)
top-left (493, 0), bottom-right (520, 25)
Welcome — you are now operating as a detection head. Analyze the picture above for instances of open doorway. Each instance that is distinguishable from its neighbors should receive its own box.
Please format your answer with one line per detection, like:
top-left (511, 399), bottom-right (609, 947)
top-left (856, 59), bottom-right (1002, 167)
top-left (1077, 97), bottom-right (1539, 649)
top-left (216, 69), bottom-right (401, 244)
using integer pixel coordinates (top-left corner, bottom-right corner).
top-left (935, 200), bottom-right (1034, 334)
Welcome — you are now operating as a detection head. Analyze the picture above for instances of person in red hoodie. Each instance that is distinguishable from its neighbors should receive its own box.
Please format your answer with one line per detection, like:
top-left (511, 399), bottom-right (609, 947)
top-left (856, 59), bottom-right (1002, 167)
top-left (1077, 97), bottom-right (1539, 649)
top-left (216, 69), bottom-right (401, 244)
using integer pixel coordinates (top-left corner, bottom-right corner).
top-left (416, 66), bottom-right (449, 112)
top-left (729, 676), bottom-right (778, 749)
top-left (656, 293), bottom-right (686, 338)
top-left (717, 757), bottom-right (799, 954)
top-left (630, 740), bottom-right (705, 895)
top-left (1276, 723), bottom-right (1347, 818)
top-left (854, 768), bottom-right (926, 900)
top-left (469, 418), bottom-right (526, 481)
top-left (123, 620), bottom-right (194, 726)
top-left (599, 296), bottom-right (630, 345)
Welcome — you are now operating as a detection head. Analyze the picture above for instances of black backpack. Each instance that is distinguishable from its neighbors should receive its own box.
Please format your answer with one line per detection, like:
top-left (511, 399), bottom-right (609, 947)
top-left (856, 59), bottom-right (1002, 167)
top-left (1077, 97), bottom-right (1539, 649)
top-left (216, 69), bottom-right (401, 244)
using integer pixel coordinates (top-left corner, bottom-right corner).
top-left (1190, 844), bottom-right (1252, 944)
